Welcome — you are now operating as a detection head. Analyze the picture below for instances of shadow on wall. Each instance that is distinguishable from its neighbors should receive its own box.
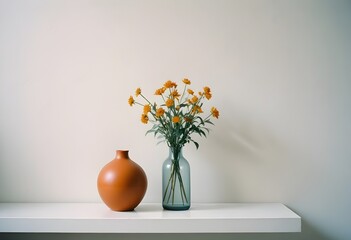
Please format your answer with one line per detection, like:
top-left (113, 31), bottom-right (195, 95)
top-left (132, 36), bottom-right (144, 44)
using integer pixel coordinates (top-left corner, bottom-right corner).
top-left (188, 108), bottom-right (330, 240)
top-left (196, 113), bottom-right (291, 202)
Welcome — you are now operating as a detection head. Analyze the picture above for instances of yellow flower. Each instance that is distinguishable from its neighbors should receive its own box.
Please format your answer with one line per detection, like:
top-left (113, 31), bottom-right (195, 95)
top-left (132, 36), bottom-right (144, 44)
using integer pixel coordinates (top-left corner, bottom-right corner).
top-left (128, 96), bottom-right (135, 106)
top-left (211, 107), bottom-right (219, 119)
top-left (156, 107), bottom-right (165, 117)
top-left (172, 116), bottom-right (180, 123)
top-left (165, 98), bottom-right (174, 107)
top-left (155, 87), bottom-right (166, 95)
top-left (164, 80), bottom-right (177, 89)
top-left (187, 89), bottom-right (194, 95)
top-left (141, 114), bottom-right (149, 124)
top-left (135, 88), bottom-right (141, 97)
top-left (143, 104), bottom-right (151, 114)
top-left (182, 78), bottom-right (191, 85)
top-left (170, 90), bottom-right (181, 99)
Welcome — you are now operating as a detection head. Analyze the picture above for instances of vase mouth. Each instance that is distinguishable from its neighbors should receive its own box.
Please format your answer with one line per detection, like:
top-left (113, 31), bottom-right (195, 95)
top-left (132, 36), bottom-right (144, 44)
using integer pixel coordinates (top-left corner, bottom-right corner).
top-left (116, 150), bottom-right (129, 159)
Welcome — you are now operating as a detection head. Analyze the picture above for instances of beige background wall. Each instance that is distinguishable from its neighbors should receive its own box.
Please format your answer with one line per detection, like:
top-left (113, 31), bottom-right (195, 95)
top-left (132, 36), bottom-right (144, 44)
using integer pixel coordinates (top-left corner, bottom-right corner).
top-left (1, 0), bottom-right (351, 239)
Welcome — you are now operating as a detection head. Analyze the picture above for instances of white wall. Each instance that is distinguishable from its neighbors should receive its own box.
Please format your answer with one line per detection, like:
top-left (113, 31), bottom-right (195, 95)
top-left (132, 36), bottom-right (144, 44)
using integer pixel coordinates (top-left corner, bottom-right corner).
top-left (1, 0), bottom-right (351, 239)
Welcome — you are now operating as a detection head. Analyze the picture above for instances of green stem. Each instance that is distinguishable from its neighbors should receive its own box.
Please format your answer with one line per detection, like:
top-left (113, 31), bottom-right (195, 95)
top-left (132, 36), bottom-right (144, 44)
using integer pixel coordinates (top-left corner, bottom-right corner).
top-left (163, 148), bottom-right (189, 205)
top-left (163, 165), bottom-right (174, 202)
top-left (179, 85), bottom-right (187, 104)
top-left (140, 93), bottom-right (152, 106)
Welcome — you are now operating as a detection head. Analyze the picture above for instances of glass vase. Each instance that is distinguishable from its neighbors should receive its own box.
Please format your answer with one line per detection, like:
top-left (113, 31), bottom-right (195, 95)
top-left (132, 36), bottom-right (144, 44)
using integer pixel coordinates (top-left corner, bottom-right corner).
top-left (162, 147), bottom-right (190, 210)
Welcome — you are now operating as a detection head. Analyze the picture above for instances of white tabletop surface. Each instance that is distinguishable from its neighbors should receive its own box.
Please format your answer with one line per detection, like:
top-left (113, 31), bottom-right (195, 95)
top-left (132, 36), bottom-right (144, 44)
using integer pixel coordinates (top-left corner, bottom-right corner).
top-left (0, 203), bottom-right (301, 233)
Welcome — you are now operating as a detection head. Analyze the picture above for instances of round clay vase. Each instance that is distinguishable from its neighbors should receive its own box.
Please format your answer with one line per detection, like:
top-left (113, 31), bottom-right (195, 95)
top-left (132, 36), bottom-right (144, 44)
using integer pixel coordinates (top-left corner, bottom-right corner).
top-left (97, 150), bottom-right (147, 211)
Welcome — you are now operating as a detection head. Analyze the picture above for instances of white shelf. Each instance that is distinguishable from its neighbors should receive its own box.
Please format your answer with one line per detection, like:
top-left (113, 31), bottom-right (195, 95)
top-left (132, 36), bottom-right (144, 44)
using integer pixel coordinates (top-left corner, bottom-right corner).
top-left (0, 203), bottom-right (301, 233)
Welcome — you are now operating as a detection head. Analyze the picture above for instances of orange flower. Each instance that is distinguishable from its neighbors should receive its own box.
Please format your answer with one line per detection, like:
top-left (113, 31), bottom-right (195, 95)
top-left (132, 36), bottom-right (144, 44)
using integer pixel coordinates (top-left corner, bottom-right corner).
top-left (211, 107), bottom-right (219, 119)
top-left (128, 96), bottom-right (135, 106)
top-left (203, 86), bottom-right (212, 100)
top-left (170, 90), bottom-right (181, 99)
top-left (141, 114), bottom-right (149, 124)
top-left (135, 88), bottom-right (141, 97)
top-left (172, 116), bottom-right (180, 123)
top-left (184, 116), bottom-right (193, 122)
top-left (164, 80), bottom-right (177, 89)
top-left (192, 105), bottom-right (203, 114)
top-left (204, 92), bottom-right (212, 100)
top-left (182, 78), bottom-right (191, 85)
top-left (143, 104), bottom-right (151, 114)
top-left (187, 89), bottom-right (194, 95)
top-left (156, 107), bottom-right (165, 117)
top-left (155, 87), bottom-right (166, 95)
top-left (203, 86), bottom-right (211, 93)
top-left (191, 95), bottom-right (198, 104)
top-left (165, 98), bottom-right (174, 107)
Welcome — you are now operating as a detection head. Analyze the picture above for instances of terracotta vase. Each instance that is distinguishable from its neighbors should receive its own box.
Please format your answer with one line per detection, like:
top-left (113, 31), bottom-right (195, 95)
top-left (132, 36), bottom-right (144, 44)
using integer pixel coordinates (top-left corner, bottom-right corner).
top-left (97, 150), bottom-right (147, 211)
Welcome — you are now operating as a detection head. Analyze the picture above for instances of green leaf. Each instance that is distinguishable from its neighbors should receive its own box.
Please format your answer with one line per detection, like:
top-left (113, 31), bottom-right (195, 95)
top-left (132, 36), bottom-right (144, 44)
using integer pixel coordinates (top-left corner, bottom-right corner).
top-left (152, 103), bottom-right (157, 111)
top-left (205, 119), bottom-right (214, 125)
top-left (193, 141), bottom-right (199, 149)
top-left (145, 129), bottom-right (155, 135)
top-left (157, 139), bottom-right (166, 145)
top-left (196, 116), bottom-right (205, 125)
top-left (203, 127), bottom-right (210, 134)
top-left (199, 129), bottom-right (206, 136)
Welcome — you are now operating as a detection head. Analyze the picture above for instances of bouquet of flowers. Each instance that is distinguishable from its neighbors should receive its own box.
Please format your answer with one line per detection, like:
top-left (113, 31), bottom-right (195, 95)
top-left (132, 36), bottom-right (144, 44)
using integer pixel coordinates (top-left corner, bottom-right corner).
top-left (128, 78), bottom-right (219, 208)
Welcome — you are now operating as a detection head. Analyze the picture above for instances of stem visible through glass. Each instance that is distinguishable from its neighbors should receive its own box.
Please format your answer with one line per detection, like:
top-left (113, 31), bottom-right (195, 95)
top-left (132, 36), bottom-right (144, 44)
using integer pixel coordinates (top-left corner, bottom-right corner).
top-left (163, 147), bottom-right (188, 205)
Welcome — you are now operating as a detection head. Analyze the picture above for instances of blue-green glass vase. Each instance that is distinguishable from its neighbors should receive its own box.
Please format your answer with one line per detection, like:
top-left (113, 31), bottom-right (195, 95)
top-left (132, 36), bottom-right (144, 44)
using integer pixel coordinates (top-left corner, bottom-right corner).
top-left (162, 147), bottom-right (190, 210)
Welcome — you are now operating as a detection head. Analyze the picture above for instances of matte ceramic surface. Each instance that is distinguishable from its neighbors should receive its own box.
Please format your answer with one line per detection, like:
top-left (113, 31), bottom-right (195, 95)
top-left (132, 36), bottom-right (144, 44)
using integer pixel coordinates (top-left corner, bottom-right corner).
top-left (97, 150), bottom-right (147, 211)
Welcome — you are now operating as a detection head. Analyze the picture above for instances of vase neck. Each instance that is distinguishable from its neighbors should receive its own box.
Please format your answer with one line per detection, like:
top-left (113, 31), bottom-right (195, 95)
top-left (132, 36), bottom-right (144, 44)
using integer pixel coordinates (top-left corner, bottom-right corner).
top-left (115, 150), bottom-right (129, 159)
top-left (169, 147), bottom-right (183, 160)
